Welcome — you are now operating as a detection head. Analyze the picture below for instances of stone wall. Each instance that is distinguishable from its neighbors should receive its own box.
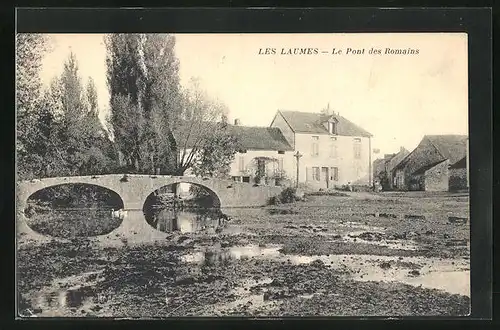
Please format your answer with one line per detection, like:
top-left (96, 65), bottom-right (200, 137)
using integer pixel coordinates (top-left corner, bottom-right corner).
top-left (423, 160), bottom-right (450, 192)
top-left (449, 168), bottom-right (467, 191)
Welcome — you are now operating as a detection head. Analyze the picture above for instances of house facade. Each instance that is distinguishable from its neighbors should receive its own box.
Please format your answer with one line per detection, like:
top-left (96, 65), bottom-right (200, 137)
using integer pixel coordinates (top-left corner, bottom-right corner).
top-left (386, 147), bottom-right (410, 190)
top-left (226, 123), bottom-right (295, 185)
top-left (392, 135), bottom-right (468, 192)
top-left (270, 110), bottom-right (373, 190)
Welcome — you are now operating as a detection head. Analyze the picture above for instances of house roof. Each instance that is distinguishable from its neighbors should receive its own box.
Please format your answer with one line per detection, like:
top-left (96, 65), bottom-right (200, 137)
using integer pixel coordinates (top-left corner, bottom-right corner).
top-left (277, 110), bottom-right (373, 137)
top-left (227, 126), bottom-right (293, 151)
top-left (426, 135), bottom-right (468, 165)
top-left (173, 121), bottom-right (293, 151)
top-left (386, 147), bottom-right (410, 172)
top-left (394, 135), bottom-right (467, 172)
top-left (412, 159), bottom-right (448, 175)
top-left (449, 156), bottom-right (467, 169)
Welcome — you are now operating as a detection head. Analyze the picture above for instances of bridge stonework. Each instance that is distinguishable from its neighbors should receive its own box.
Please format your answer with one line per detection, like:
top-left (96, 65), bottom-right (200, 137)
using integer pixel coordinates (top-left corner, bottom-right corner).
top-left (16, 174), bottom-right (283, 211)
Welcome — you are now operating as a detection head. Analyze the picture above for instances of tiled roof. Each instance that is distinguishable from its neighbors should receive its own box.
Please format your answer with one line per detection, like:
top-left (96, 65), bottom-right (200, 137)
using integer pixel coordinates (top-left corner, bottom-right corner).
top-left (426, 135), bottom-right (468, 165)
top-left (394, 135), bottom-right (467, 172)
top-left (227, 125), bottom-right (293, 151)
top-left (173, 121), bottom-right (293, 151)
top-left (386, 148), bottom-right (410, 172)
top-left (278, 110), bottom-right (373, 137)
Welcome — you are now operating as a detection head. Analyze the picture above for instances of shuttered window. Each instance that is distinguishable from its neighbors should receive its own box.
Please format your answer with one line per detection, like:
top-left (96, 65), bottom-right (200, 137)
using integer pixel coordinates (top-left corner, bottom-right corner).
top-left (311, 136), bottom-right (319, 156)
top-left (238, 156), bottom-right (245, 171)
top-left (312, 167), bottom-right (320, 181)
top-left (353, 138), bottom-right (362, 159)
top-left (330, 137), bottom-right (338, 158)
top-left (330, 167), bottom-right (339, 181)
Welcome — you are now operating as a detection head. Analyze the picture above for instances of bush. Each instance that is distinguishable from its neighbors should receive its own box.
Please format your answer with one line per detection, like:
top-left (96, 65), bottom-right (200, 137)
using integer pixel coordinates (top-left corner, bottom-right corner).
top-left (268, 187), bottom-right (297, 205)
top-left (280, 187), bottom-right (297, 204)
top-left (268, 196), bottom-right (281, 205)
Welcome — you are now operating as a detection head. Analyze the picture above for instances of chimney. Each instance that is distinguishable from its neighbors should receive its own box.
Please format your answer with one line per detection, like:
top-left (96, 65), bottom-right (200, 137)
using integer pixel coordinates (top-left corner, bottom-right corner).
top-left (234, 119), bottom-right (241, 126)
top-left (400, 146), bottom-right (405, 153)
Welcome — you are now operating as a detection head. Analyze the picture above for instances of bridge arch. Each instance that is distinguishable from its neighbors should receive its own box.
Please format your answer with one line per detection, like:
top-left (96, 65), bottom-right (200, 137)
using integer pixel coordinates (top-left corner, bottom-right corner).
top-left (143, 181), bottom-right (222, 210)
top-left (25, 182), bottom-right (125, 209)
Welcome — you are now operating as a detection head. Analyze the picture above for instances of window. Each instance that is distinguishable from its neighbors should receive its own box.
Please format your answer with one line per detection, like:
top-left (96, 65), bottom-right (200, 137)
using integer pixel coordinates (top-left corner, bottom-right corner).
top-left (328, 122), bottom-right (337, 134)
top-left (278, 158), bottom-right (284, 171)
top-left (312, 167), bottom-right (320, 181)
top-left (353, 138), bottom-right (361, 159)
top-left (278, 150), bottom-right (285, 155)
top-left (329, 137), bottom-right (338, 158)
top-left (238, 156), bottom-right (245, 171)
top-left (312, 136), bottom-right (319, 156)
top-left (330, 167), bottom-right (339, 181)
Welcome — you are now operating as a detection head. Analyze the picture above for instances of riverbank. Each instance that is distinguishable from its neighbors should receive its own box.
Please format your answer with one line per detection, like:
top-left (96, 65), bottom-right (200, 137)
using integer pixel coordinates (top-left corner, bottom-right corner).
top-left (17, 191), bottom-right (470, 317)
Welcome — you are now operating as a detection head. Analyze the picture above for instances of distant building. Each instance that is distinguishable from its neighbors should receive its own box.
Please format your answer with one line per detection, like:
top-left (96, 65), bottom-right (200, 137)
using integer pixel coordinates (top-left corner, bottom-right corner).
top-left (270, 109), bottom-right (373, 189)
top-left (372, 147), bottom-right (410, 190)
top-left (392, 135), bottom-right (468, 192)
top-left (385, 147), bottom-right (410, 190)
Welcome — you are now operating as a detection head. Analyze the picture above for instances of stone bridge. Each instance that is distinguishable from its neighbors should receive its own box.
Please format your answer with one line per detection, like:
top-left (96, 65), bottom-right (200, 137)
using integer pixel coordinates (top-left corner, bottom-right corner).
top-left (16, 174), bottom-right (283, 211)
top-left (16, 174), bottom-right (283, 243)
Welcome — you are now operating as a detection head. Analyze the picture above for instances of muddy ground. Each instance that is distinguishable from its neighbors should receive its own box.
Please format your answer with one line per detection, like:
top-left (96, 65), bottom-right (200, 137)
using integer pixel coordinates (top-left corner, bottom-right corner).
top-left (17, 191), bottom-right (470, 317)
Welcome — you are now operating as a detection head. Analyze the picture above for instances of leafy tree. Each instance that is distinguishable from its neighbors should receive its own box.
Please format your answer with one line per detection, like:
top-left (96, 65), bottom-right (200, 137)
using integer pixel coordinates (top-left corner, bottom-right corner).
top-left (105, 34), bottom-right (149, 172)
top-left (191, 129), bottom-right (239, 178)
top-left (106, 33), bottom-right (182, 174)
top-left (86, 77), bottom-right (99, 116)
top-left (173, 78), bottom-right (237, 176)
top-left (16, 33), bottom-right (50, 179)
top-left (42, 53), bottom-right (119, 176)
top-left (141, 34), bottom-right (181, 174)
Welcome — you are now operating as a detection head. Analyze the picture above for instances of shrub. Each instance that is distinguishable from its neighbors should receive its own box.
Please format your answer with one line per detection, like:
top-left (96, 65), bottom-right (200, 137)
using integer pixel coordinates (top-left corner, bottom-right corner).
top-left (280, 187), bottom-right (297, 204)
top-left (268, 196), bottom-right (281, 205)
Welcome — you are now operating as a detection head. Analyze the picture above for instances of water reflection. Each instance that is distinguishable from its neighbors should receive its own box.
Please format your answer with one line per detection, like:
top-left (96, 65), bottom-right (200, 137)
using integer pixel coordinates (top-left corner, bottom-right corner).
top-left (182, 245), bottom-right (282, 265)
top-left (144, 207), bottom-right (228, 234)
top-left (25, 209), bottom-right (123, 238)
top-left (181, 245), bottom-right (470, 296)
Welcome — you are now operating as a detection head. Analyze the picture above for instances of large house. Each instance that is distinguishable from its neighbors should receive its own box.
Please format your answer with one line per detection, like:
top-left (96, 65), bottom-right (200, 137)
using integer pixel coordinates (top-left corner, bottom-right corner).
top-left (392, 135), bottom-right (468, 192)
top-left (269, 110), bottom-right (373, 189)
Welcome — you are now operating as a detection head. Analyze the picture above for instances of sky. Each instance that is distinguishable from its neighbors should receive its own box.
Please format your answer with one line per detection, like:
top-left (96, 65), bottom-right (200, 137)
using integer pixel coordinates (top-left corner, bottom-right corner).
top-left (39, 33), bottom-right (468, 157)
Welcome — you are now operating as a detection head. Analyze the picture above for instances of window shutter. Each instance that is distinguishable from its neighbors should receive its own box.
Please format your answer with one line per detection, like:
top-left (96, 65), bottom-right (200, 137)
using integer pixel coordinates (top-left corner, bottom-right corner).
top-left (306, 167), bottom-right (312, 182)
